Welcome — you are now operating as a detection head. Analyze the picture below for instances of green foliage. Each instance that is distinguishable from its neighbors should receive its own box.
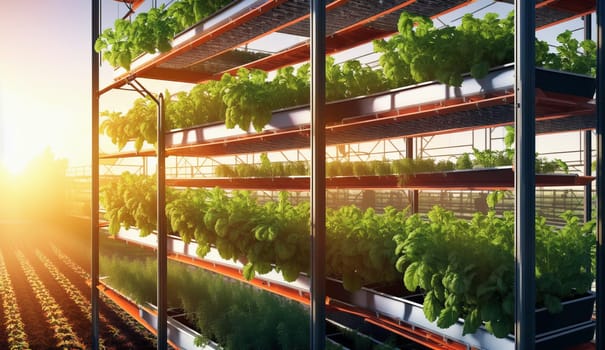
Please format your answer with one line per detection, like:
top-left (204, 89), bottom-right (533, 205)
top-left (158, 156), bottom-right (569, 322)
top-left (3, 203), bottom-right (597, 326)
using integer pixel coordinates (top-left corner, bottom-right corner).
top-left (271, 64), bottom-right (311, 107)
top-left (100, 172), bottom-right (153, 235)
top-left (214, 154), bottom-right (308, 178)
top-left (95, 0), bottom-right (232, 70)
top-left (326, 57), bottom-right (389, 100)
top-left (101, 256), bottom-right (310, 349)
top-left (455, 153), bottom-right (473, 170)
top-left (393, 205), bottom-right (595, 337)
top-left (104, 175), bottom-right (410, 291)
top-left (498, 126), bottom-right (570, 173)
top-left (100, 96), bottom-right (157, 152)
top-left (471, 147), bottom-right (512, 168)
top-left (166, 84), bottom-right (224, 129)
top-left (375, 12), bottom-right (514, 87)
top-left (95, 5), bottom-right (176, 70)
top-left (221, 69), bottom-right (274, 131)
top-left (534, 212), bottom-right (595, 312)
top-left (99, 10), bottom-right (597, 148)
top-left (250, 191), bottom-right (310, 281)
top-left (100, 172), bottom-right (175, 236)
top-left (326, 206), bottom-right (406, 291)
top-left (213, 157), bottom-right (461, 179)
top-left (536, 30), bottom-right (596, 76)
top-left (486, 190), bottom-right (510, 209)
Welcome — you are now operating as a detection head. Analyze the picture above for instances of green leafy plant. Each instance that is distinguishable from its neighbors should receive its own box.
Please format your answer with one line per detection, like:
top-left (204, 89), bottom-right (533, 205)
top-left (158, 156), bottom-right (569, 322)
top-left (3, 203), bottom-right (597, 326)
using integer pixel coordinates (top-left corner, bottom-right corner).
top-left (394, 205), bottom-right (595, 337)
top-left (101, 172), bottom-right (176, 236)
top-left (537, 30), bottom-right (596, 77)
top-left (326, 57), bottom-right (389, 100)
top-left (221, 69), bottom-right (274, 131)
top-left (105, 174), bottom-right (408, 291)
top-left (101, 255), bottom-right (310, 350)
top-left (471, 147), bottom-right (512, 168)
top-left (99, 10), bottom-right (597, 146)
top-left (327, 206), bottom-right (405, 291)
top-left (95, 0), bottom-right (232, 70)
top-left (247, 191), bottom-right (310, 281)
top-left (100, 97), bottom-right (157, 152)
top-left (375, 12), bottom-right (515, 87)
top-left (95, 5), bottom-right (176, 70)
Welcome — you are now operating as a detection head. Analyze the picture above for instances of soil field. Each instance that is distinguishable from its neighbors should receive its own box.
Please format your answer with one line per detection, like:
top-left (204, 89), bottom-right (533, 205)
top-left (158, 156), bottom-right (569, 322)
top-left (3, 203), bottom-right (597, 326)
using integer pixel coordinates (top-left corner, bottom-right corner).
top-left (0, 218), bottom-right (157, 349)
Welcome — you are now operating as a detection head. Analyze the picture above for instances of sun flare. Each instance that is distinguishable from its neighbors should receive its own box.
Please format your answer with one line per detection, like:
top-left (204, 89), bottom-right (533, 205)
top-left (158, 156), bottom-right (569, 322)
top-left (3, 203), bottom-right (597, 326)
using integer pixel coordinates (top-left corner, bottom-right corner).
top-left (1, 154), bottom-right (30, 176)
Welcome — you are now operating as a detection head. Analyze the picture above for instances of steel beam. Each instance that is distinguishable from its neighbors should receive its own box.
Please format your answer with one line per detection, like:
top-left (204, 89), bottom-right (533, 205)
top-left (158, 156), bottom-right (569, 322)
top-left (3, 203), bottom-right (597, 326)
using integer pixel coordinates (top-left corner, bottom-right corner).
top-left (596, 1), bottom-right (605, 348)
top-left (123, 80), bottom-right (167, 349)
top-left (91, 1), bottom-right (100, 349)
top-left (310, 0), bottom-right (326, 349)
top-left (405, 138), bottom-right (419, 213)
top-left (514, 0), bottom-right (536, 349)
top-left (585, 14), bottom-right (593, 223)
top-left (157, 94), bottom-right (167, 350)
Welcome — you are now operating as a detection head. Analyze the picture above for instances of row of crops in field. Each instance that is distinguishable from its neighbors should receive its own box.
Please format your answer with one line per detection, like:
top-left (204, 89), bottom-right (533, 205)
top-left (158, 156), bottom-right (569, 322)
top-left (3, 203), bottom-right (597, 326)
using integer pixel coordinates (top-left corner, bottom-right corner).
top-left (0, 221), bottom-right (158, 349)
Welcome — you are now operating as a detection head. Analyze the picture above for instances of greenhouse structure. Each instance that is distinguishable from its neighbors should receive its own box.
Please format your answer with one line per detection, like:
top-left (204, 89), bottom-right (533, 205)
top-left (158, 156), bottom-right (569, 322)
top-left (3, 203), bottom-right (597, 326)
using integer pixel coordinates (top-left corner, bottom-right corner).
top-left (90, 0), bottom-right (605, 349)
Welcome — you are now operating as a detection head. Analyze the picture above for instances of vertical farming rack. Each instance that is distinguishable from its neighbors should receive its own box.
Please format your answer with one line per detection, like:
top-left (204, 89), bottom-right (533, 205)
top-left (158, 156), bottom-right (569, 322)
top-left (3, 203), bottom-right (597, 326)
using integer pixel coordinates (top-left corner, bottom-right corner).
top-left (92, 1), bottom-right (604, 349)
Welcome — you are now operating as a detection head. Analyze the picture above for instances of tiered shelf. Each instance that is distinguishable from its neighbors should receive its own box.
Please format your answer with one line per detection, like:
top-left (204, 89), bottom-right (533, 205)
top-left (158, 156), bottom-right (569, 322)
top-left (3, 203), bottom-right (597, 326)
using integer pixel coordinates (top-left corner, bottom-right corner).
top-left (102, 0), bottom-right (595, 92)
top-left (109, 227), bottom-right (596, 350)
top-left (166, 169), bottom-right (594, 191)
top-left (96, 0), bottom-right (599, 349)
top-left (497, 0), bottom-right (595, 28)
top-left (101, 0), bottom-right (476, 91)
top-left (98, 281), bottom-right (219, 350)
top-left (101, 64), bottom-right (595, 160)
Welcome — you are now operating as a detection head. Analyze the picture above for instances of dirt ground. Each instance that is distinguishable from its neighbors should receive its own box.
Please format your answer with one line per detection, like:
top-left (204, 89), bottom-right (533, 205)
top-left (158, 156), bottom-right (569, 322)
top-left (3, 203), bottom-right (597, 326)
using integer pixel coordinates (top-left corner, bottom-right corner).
top-left (0, 218), bottom-right (157, 349)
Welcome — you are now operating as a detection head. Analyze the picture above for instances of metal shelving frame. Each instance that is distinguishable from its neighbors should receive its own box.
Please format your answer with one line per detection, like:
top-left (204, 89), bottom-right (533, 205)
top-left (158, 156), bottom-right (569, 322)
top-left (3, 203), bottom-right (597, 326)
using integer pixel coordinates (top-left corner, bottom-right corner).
top-left (596, 2), bottom-right (605, 349)
top-left (90, 1), bottom-right (605, 349)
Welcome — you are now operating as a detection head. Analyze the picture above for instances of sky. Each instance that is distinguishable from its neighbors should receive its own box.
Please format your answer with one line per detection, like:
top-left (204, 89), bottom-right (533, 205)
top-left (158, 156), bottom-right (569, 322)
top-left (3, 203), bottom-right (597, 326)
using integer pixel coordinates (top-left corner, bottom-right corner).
top-left (0, 1), bottom-right (92, 173)
top-left (0, 0), bottom-right (193, 174)
top-left (0, 0), bottom-right (591, 175)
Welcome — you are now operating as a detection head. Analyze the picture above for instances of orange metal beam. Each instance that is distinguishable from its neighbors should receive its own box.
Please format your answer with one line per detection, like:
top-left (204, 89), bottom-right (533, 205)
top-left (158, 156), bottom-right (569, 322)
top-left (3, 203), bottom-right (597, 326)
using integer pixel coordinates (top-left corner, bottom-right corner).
top-left (431, 0), bottom-right (478, 19)
top-left (168, 253), bottom-right (311, 305)
top-left (139, 67), bottom-right (213, 84)
top-left (100, 86), bottom-right (594, 159)
top-left (114, 0), bottom-right (145, 11)
top-left (184, 0), bottom-right (351, 78)
top-left (97, 282), bottom-right (181, 349)
top-left (535, 0), bottom-right (595, 30)
top-left (222, 0), bottom-right (425, 76)
top-left (101, 0), bottom-right (288, 94)
top-left (331, 92), bottom-right (515, 131)
top-left (170, 252), bottom-right (471, 350)
top-left (327, 302), bottom-right (471, 350)
top-left (535, 0), bottom-right (557, 9)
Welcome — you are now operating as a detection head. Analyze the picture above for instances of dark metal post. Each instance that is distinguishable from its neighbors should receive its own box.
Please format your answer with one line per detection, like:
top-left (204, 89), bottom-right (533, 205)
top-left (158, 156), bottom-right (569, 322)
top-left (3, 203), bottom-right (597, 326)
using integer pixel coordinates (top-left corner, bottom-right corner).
top-left (405, 138), bottom-right (418, 213)
top-left (310, 0), bottom-right (326, 349)
top-left (514, 1), bottom-right (536, 349)
top-left (157, 94), bottom-right (168, 350)
top-left (585, 14), bottom-right (593, 222)
top-left (596, 1), bottom-right (605, 348)
top-left (91, 1), bottom-right (100, 349)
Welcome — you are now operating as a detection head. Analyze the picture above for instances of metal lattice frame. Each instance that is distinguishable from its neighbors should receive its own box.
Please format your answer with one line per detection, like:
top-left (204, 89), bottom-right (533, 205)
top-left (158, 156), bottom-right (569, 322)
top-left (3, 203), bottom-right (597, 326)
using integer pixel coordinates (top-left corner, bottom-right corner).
top-left (91, 1), bottom-right (603, 349)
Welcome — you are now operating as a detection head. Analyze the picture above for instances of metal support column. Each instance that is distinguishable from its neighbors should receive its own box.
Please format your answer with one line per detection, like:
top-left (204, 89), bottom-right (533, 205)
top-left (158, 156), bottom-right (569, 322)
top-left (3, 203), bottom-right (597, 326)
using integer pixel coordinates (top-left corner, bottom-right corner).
top-left (596, 1), bottom-right (605, 348)
top-left (514, 1), bottom-right (536, 349)
top-left (310, 0), bottom-right (326, 349)
top-left (91, 1), bottom-right (100, 349)
top-left (585, 14), bottom-right (593, 223)
top-left (405, 138), bottom-right (418, 213)
top-left (126, 80), bottom-right (167, 349)
top-left (157, 94), bottom-right (167, 350)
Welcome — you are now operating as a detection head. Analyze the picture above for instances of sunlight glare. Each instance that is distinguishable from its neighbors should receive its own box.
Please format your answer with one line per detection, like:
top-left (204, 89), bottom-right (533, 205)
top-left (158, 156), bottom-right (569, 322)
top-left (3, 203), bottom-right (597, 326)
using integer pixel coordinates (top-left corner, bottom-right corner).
top-left (1, 153), bottom-right (30, 176)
